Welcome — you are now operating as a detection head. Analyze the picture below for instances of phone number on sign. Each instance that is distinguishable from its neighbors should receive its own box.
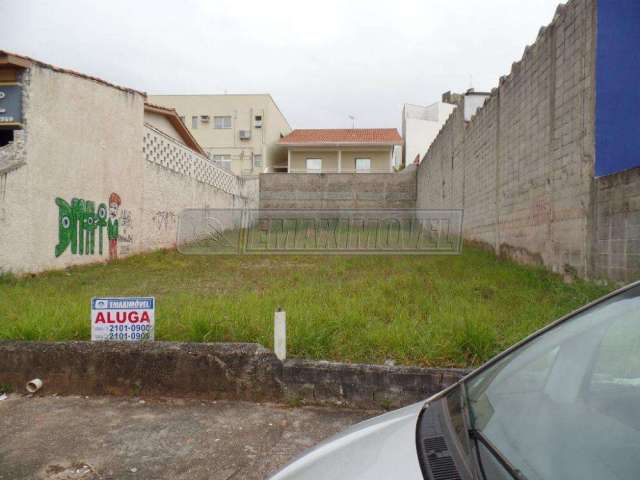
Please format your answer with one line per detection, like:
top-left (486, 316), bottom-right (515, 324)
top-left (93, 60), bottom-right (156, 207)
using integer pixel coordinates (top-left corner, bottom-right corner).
top-left (108, 324), bottom-right (152, 340)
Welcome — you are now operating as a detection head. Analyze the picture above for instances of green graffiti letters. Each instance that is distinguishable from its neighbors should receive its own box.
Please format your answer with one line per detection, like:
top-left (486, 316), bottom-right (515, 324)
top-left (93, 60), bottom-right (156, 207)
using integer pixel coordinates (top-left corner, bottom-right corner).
top-left (54, 195), bottom-right (120, 258)
top-left (97, 203), bottom-right (107, 256)
top-left (55, 198), bottom-right (74, 257)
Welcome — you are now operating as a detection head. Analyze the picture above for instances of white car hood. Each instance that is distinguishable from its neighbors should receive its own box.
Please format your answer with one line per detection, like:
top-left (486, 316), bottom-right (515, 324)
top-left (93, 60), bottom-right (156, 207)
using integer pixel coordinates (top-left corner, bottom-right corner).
top-left (269, 401), bottom-right (425, 480)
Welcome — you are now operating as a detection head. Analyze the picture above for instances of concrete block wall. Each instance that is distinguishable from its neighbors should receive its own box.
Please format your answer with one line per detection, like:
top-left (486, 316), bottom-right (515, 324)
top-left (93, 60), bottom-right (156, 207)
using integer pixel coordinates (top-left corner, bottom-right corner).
top-left (593, 168), bottom-right (640, 282)
top-left (283, 359), bottom-right (467, 409)
top-left (260, 167), bottom-right (417, 209)
top-left (417, 0), bottom-right (598, 277)
top-left (0, 64), bottom-right (258, 274)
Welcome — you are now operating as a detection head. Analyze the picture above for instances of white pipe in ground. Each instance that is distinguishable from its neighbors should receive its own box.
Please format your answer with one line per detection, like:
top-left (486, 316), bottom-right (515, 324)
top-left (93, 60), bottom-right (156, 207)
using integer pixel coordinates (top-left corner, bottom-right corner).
top-left (274, 308), bottom-right (286, 361)
top-left (26, 378), bottom-right (43, 393)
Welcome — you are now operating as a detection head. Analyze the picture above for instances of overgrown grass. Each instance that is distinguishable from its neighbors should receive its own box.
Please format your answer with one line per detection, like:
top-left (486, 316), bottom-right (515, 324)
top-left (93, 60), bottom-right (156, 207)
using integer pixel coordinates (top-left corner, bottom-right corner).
top-left (0, 247), bottom-right (614, 367)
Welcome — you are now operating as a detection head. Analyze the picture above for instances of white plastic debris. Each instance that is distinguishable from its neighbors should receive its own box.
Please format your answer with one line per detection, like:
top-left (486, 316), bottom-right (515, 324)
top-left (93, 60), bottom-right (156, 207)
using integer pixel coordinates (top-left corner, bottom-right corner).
top-left (0, 393), bottom-right (7, 401)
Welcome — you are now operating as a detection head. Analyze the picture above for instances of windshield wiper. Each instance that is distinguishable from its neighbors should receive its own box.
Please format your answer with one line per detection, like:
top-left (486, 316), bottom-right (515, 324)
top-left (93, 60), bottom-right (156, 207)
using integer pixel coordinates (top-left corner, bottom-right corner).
top-left (468, 429), bottom-right (528, 480)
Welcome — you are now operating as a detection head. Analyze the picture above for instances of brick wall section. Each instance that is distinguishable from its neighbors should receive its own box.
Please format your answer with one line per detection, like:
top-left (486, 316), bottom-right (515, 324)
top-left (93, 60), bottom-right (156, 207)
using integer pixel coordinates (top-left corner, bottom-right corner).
top-left (260, 168), bottom-right (417, 209)
top-left (593, 168), bottom-right (640, 282)
top-left (417, 0), bottom-right (598, 277)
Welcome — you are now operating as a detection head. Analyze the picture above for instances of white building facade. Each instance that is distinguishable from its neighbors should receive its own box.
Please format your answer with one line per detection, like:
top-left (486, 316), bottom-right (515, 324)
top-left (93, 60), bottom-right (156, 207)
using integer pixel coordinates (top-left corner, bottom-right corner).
top-left (401, 101), bottom-right (456, 166)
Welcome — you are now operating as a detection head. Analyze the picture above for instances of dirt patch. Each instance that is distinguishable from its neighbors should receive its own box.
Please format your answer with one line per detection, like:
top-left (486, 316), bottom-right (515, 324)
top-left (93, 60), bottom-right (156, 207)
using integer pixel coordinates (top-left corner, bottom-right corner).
top-left (0, 395), bottom-right (373, 480)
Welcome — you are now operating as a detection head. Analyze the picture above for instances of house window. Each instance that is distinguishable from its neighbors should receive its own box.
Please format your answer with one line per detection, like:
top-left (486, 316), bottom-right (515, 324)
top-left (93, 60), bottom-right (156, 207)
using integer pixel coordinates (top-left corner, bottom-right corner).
top-left (212, 154), bottom-right (232, 170)
top-left (355, 158), bottom-right (371, 172)
top-left (254, 115), bottom-right (263, 129)
top-left (254, 154), bottom-right (263, 168)
top-left (191, 116), bottom-right (198, 129)
top-left (306, 158), bottom-right (322, 172)
top-left (214, 116), bottom-right (232, 129)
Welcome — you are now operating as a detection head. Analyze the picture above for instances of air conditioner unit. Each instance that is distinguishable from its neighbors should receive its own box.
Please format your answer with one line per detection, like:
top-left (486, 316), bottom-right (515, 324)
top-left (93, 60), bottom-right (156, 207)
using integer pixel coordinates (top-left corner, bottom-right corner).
top-left (254, 120), bottom-right (263, 129)
top-left (239, 130), bottom-right (251, 140)
top-left (200, 115), bottom-right (210, 122)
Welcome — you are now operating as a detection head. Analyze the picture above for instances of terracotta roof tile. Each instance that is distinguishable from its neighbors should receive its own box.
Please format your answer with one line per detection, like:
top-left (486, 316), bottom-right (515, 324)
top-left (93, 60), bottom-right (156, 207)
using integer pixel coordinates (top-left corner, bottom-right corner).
top-left (278, 129), bottom-right (402, 146)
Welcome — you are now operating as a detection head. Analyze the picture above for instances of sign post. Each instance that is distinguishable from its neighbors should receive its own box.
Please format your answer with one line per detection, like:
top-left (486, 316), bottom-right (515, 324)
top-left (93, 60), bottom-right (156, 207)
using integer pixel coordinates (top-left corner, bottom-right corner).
top-left (91, 297), bottom-right (155, 341)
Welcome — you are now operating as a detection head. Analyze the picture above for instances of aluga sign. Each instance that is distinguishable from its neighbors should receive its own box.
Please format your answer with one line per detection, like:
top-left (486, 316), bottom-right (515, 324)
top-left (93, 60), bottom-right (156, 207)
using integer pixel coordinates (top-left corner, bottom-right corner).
top-left (91, 297), bottom-right (155, 341)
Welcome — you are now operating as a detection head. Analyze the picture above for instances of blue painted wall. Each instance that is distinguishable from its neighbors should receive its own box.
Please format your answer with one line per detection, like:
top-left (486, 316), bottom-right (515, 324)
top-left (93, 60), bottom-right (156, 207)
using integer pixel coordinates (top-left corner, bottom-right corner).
top-left (595, 0), bottom-right (640, 177)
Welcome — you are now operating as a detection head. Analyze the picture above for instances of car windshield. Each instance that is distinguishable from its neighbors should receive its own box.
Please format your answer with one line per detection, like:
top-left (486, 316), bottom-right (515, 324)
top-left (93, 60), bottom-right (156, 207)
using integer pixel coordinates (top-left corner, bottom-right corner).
top-left (465, 284), bottom-right (640, 480)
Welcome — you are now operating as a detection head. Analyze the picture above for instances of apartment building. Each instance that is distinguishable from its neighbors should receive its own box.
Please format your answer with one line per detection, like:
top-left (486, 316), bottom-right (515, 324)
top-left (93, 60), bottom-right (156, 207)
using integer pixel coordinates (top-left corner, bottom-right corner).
top-left (147, 94), bottom-right (291, 175)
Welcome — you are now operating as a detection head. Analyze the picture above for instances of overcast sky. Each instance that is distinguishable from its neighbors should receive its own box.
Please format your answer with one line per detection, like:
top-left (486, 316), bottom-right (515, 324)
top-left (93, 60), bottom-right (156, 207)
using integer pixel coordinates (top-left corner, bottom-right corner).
top-left (1, 0), bottom-right (562, 129)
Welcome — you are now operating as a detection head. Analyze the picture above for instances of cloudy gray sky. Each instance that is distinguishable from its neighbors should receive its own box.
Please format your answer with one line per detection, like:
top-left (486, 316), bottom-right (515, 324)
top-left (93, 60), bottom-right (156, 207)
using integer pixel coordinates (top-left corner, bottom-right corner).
top-left (1, 0), bottom-right (562, 129)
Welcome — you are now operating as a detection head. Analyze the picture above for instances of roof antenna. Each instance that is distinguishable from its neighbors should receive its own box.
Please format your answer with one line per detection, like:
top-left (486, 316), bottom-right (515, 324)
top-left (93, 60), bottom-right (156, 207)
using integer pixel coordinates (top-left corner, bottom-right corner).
top-left (348, 115), bottom-right (356, 128)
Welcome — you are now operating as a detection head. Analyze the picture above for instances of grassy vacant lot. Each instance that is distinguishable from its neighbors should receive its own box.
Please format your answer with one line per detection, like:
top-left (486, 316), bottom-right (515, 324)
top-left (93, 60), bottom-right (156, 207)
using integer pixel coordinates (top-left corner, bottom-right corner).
top-left (0, 247), bottom-right (613, 368)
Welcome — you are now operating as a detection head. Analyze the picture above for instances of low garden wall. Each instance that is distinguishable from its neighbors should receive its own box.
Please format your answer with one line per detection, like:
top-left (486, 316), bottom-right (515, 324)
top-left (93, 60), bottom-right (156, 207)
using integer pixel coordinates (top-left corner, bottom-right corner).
top-left (259, 168), bottom-right (417, 209)
top-left (0, 341), bottom-right (467, 409)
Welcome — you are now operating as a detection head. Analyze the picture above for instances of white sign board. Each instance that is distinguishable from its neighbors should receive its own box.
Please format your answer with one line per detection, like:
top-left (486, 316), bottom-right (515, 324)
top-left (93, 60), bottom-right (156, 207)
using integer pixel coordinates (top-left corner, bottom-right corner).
top-left (91, 297), bottom-right (155, 341)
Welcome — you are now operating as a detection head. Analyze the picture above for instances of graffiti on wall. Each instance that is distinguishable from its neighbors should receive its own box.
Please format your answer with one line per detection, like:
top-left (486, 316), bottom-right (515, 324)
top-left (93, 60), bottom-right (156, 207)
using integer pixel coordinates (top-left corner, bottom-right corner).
top-left (55, 192), bottom-right (122, 259)
top-left (118, 207), bottom-right (133, 255)
top-left (152, 210), bottom-right (176, 232)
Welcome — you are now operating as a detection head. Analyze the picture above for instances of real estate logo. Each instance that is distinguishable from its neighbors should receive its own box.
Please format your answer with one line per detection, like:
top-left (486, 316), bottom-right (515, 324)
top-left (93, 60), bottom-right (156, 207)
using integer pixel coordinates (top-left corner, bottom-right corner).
top-left (177, 209), bottom-right (463, 255)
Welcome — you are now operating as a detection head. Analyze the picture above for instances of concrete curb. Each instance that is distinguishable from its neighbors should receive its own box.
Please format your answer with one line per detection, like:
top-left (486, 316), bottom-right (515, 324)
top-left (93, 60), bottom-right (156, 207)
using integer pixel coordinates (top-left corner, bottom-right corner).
top-left (283, 359), bottom-right (467, 408)
top-left (0, 341), bottom-right (468, 409)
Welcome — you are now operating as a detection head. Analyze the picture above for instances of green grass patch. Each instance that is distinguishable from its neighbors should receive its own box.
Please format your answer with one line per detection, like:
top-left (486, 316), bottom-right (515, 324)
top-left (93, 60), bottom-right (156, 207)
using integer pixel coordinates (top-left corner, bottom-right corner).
top-left (0, 247), bottom-right (614, 367)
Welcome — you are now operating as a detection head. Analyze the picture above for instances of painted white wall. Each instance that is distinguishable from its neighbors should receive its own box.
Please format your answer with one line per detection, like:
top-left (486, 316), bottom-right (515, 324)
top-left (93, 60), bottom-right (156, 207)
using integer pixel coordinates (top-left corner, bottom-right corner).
top-left (463, 93), bottom-right (491, 122)
top-left (402, 102), bottom-right (455, 165)
top-left (0, 65), bottom-right (146, 273)
top-left (0, 65), bottom-right (257, 274)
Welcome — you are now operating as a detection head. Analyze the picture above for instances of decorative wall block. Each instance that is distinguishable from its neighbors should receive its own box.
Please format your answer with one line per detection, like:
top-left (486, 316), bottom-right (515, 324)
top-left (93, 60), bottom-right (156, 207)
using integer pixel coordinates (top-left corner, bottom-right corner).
top-left (143, 125), bottom-right (241, 196)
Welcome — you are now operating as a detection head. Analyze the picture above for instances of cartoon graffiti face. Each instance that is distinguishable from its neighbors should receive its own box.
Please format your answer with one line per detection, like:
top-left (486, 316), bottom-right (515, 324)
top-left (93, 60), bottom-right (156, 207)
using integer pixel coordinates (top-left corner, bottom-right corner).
top-left (109, 202), bottom-right (119, 219)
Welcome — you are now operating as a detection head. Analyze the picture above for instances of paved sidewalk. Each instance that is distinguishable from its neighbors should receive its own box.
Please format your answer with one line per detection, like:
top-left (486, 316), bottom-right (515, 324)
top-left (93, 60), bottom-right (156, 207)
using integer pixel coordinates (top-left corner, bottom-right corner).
top-left (0, 395), bottom-right (375, 480)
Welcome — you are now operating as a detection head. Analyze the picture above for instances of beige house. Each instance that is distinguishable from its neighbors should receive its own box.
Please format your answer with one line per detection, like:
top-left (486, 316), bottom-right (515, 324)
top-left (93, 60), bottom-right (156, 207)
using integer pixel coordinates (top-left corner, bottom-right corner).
top-left (147, 94), bottom-right (291, 176)
top-left (278, 129), bottom-right (402, 173)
